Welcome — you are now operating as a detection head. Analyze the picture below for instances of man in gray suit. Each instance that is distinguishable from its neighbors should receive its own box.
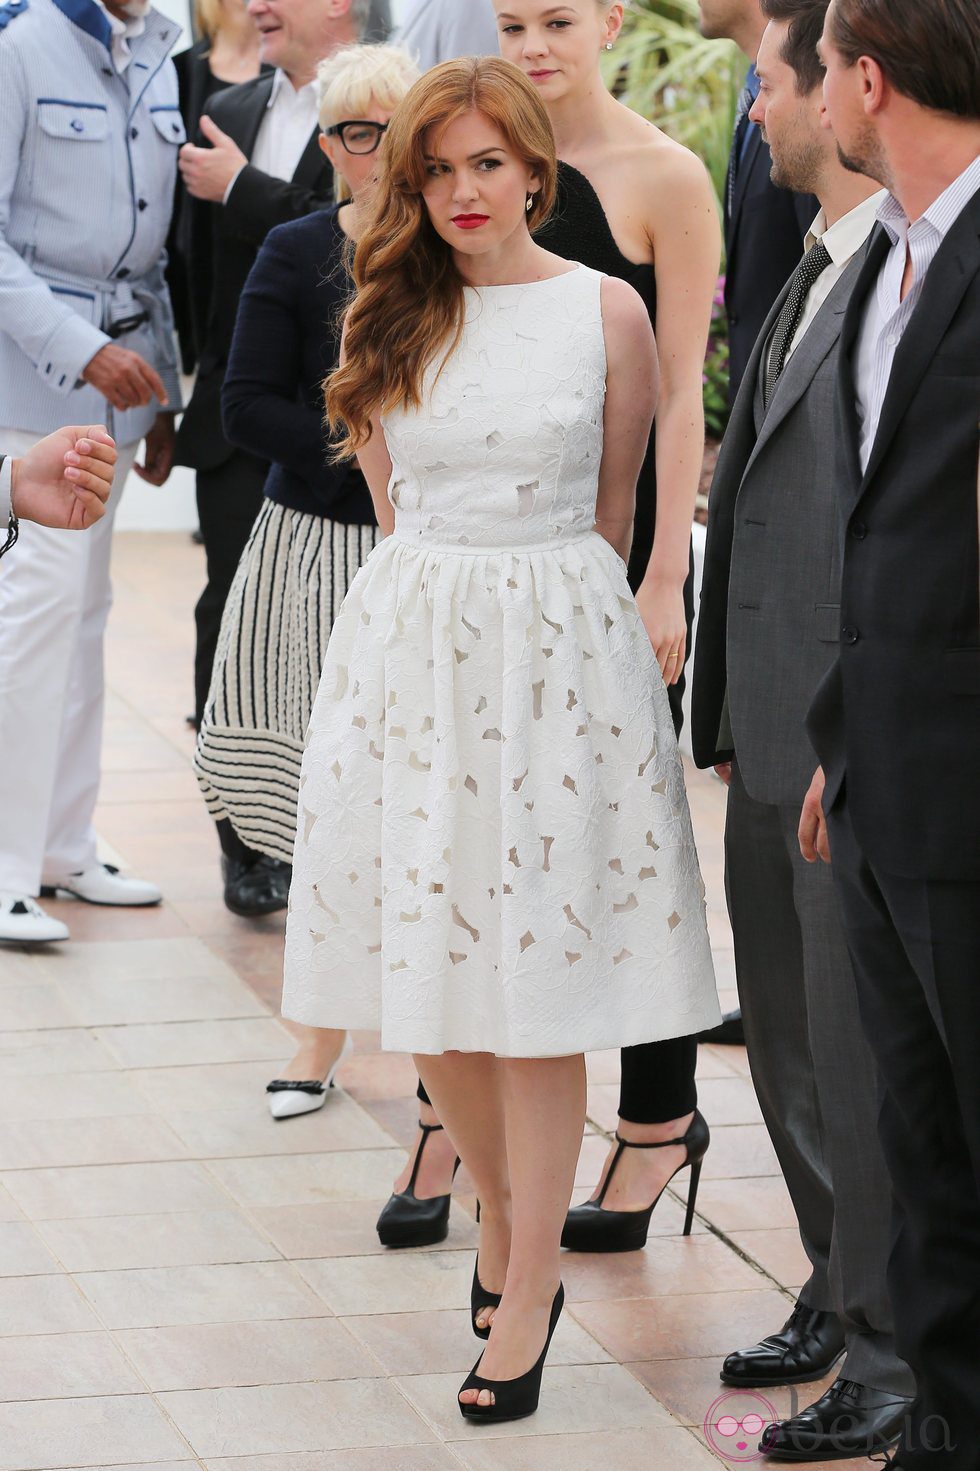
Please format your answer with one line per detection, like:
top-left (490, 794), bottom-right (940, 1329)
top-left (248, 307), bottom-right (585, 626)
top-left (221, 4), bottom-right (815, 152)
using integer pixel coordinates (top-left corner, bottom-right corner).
top-left (692, 0), bottom-right (916, 1459)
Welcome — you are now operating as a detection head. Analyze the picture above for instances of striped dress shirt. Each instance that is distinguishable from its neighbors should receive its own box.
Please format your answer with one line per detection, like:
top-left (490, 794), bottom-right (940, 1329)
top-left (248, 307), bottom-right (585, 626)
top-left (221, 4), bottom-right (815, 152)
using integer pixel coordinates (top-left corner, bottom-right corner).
top-left (854, 154), bottom-right (980, 473)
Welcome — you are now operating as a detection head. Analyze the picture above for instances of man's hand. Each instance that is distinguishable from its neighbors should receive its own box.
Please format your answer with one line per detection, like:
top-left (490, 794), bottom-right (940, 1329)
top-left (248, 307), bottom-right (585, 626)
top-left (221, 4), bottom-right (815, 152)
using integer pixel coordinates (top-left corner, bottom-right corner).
top-left (178, 114), bottom-right (247, 202)
top-left (82, 344), bottom-right (168, 412)
top-left (10, 425), bottom-right (117, 531)
top-left (635, 575), bottom-right (688, 685)
top-left (799, 765), bottom-right (831, 865)
top-left (714, 762), bottom-right (732, 786)
top-left (134, 413), bottom-right (176, 487)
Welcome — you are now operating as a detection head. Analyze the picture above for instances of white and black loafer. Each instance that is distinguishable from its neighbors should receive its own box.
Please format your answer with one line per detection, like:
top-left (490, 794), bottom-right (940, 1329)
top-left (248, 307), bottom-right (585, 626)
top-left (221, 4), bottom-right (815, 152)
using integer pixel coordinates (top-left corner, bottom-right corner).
top-left (41, 863), bottom-right (162, 907)
top-left (266, 1032), bottom-right (354, 1120)
top-left (0, 893), bottom-right (69, 944)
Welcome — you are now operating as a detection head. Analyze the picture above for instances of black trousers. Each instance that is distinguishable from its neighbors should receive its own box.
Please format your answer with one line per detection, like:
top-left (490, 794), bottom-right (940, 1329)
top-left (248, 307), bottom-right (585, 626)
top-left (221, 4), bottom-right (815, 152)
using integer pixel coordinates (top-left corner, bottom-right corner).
top-left (417, 545), bottom-right (700, 1125)
top-left (193, 449), bottom-right (268, 727)
top-left (828, 794), bottom-right (980, 1470)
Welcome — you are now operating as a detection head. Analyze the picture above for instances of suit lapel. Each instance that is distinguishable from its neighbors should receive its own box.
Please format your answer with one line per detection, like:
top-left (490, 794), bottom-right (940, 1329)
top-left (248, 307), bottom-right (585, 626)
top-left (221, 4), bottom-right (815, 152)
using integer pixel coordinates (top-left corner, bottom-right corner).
top-left (860, 190), bottom-right (980, 493)
top-left (743, 251), bottom-right (865, 478)
top-left (727, 129), bottom-right (764, 255)
top-left (835, 226), bottom-right (889, 506)
top-left (293, 127), bottom-right (331, 190)
top-left (216, 74), bottom-right (275, 158)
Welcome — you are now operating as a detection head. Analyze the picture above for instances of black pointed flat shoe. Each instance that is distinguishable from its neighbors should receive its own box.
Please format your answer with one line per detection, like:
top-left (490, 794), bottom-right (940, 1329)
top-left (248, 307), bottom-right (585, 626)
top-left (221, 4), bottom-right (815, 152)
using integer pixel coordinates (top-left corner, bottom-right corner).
top-left (376, 1120), bottom-right (460, 1248)
top-left (458, 1283), bottom-right (565, 1423)
top-left (561, 1109), bottom-right (710, 1252)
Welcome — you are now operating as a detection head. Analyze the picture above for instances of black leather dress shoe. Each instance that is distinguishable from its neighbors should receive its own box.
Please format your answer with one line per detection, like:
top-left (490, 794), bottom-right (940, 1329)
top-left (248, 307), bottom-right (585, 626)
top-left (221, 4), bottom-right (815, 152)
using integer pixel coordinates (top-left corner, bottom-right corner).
top-left (722, 1302), bottom-right (845, 1386)
top-left (699, 1007), bottom-right (745, 1045)
top-left (222, 855), bottom-right (291, 918)
top-left (760, 1378), bottom-right (912, 1461)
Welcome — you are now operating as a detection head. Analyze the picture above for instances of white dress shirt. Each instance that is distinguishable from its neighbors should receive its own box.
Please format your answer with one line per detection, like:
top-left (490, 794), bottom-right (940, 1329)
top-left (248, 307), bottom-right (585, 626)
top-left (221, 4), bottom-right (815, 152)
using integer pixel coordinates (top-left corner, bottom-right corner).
top-left (781, 189), bottom-right (887, 368)
top-left (225, 69), bottom-right (319, 205)
top-left (92, 0), bottom-right (147, 74)
top-left (854, 154), bottom-right (980, 473)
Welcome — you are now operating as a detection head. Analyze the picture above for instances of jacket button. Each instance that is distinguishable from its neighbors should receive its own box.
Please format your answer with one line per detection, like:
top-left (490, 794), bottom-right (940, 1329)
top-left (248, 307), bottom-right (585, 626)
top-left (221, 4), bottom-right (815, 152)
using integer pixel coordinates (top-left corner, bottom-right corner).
top-left (842, 626), bottom-right (860, 645)
top-left (116, 267), bottom-right (130, 279)
top-left (138, 199), bottom-right (148, 212)
top-left (850, 521), bottom-right (868, 540)
top-left (131, 126), bottom-right (139, 140)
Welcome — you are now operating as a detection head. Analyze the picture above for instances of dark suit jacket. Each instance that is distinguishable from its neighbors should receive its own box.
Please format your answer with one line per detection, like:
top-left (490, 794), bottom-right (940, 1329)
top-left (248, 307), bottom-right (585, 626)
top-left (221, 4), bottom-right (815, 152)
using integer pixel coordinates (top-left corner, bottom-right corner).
top-left (174, 72), bottom-right (333, 472)
top-left (221, 207), bottom-right (373, 524)
top-left (807, 188), bottom-right (980, 881)
top-left (725, 127), bottom-right (816, 402)
top-left (693, 251), bottom-right (866, 806)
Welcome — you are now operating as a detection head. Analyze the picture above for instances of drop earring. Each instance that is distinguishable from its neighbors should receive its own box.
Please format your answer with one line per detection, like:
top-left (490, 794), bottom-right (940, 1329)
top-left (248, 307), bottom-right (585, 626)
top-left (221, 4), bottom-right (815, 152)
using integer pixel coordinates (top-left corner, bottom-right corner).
top-left (526, 193), bottom-right (534, 213)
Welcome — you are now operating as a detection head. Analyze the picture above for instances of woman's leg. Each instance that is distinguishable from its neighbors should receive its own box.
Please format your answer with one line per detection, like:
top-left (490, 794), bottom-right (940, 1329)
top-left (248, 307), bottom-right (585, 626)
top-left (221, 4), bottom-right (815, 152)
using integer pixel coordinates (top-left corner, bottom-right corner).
top-left (586, 1037), bottom-right (698, 1210)
top-left (416, 1051), bottom-right (585, 1409)
top-left (278, 1023), bottom-right (349, 1082)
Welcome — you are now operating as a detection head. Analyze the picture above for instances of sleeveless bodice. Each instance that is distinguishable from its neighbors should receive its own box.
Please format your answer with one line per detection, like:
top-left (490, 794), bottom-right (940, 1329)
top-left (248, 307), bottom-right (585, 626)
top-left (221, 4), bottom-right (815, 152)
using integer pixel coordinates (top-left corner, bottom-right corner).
top-left (381, 264), bottom-right (606, 551)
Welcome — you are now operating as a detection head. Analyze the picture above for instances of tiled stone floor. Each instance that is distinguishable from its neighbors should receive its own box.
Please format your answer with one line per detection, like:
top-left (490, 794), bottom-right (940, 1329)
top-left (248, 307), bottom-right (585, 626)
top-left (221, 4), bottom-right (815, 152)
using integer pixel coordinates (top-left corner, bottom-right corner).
top-left (0, 533), bottom-right (876, 1470)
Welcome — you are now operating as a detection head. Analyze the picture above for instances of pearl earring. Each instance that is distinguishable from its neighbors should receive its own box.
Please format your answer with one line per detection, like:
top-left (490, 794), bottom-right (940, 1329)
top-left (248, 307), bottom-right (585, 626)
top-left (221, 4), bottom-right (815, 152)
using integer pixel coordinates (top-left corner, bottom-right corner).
top-left (605, 41), bottom-right (614, 50)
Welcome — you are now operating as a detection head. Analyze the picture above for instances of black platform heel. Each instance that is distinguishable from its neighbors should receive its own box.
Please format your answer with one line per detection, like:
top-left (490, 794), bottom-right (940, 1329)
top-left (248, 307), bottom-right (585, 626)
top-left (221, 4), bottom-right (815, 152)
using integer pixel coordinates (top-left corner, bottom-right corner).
top-left (376, 1121), bottom-right (460, 1248)
top-left (458, 1282), bottom-right (565, 1423)
top-left (560, 1110), bottom-right (709, 1252)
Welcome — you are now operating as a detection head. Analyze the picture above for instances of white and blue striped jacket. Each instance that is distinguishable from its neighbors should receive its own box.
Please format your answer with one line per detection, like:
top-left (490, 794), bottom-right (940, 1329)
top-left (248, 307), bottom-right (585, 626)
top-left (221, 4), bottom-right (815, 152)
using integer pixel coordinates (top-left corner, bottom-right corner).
top-left (0, 0), bottom-right (183, 442)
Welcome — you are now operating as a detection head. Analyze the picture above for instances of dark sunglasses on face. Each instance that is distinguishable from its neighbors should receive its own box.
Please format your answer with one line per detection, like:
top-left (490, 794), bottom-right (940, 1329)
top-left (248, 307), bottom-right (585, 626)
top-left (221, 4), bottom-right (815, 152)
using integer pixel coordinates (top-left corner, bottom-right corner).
top-left (324, 120), bottom-right (389, 155)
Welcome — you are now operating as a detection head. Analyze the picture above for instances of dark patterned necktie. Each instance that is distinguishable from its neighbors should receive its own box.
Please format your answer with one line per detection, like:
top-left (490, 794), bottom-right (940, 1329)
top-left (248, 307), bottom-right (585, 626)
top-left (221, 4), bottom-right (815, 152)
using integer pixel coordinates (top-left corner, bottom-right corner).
top-left (726, 82), bottom-right (755, 219)
top-left (763, 238), bottom-right (833, 406)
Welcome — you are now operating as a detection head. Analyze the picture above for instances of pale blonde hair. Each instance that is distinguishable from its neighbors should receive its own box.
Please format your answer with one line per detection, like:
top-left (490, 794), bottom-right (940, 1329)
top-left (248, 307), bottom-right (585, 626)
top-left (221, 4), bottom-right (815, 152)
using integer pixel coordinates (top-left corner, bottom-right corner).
top-left (317, 44), bottom-right (421, 203)
top-left (193, 0), bottom-right (223, 42)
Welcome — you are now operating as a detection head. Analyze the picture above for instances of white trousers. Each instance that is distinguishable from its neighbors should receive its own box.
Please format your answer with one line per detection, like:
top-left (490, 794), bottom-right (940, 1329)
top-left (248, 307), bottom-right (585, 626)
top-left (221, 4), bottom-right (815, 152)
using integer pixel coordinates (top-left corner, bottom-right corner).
top-left (0, 428), bottom-right (139, 894)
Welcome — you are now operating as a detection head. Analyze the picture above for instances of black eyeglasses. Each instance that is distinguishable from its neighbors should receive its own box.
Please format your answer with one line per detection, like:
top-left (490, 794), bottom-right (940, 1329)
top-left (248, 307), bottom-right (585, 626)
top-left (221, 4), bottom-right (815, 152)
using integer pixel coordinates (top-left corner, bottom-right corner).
top-left (324, 120), bottom-right (389, 156)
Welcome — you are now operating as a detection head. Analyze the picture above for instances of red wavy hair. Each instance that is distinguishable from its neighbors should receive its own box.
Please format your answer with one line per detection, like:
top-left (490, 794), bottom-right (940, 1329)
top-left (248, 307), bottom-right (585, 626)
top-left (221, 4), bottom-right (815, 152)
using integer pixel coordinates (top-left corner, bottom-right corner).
top-left (326, 56), bottom-right (557, 456)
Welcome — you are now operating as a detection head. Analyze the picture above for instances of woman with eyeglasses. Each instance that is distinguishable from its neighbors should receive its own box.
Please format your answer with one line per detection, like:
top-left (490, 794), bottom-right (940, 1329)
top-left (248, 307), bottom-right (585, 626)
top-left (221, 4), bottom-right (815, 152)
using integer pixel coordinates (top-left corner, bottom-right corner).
top-left (193, 43), bottom-right (420, 1118)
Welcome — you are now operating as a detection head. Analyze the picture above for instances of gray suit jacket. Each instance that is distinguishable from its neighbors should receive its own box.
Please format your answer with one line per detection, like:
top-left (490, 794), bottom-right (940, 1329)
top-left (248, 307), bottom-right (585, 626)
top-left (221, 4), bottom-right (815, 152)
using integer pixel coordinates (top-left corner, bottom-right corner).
top-left (692, 250), bottom-right (866, 806)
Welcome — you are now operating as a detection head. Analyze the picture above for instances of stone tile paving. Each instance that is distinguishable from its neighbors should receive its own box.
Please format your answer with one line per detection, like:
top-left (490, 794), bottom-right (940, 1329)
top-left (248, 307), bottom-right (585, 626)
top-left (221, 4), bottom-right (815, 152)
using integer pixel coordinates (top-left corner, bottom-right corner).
top-left (0, 534), bottom-right (875, 1470)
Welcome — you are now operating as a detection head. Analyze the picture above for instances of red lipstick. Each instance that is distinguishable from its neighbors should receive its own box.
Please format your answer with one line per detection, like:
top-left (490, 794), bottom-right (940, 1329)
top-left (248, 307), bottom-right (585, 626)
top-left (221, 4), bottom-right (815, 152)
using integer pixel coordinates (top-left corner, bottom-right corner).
top-left (452, 215), bottom-right (490, 230)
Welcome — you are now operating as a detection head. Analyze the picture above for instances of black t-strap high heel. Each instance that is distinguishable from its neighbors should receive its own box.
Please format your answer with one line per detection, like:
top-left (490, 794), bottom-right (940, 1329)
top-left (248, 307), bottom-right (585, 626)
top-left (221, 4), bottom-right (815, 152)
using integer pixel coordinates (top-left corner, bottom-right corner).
top-left (561, 1110), bottom-right (709, 1252)
top-left (376, 1121), bottom-right (460, 1248)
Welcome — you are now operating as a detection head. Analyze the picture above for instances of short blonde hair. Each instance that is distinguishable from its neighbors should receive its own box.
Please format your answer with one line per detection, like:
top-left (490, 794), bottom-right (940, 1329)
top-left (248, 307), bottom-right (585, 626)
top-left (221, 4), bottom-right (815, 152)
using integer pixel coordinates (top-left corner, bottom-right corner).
top-left (317, 43), bottom-right (421, 201)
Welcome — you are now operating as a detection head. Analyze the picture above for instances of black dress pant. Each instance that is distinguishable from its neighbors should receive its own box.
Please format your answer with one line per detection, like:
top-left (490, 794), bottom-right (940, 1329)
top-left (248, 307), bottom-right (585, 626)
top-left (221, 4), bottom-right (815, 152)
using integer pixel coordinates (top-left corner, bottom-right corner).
top-left (193, 449), bottom-right (268, 726)
top-left (416, 543), bottom-right (700, 1126)
top-left (828, 794), bottom-right (980, 1470)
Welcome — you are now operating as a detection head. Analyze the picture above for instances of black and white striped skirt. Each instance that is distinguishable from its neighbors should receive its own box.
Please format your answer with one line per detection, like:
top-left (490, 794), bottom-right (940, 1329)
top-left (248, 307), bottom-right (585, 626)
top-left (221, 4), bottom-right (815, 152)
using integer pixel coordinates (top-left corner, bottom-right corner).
top-left (194, 500), bottom-right (381, 861)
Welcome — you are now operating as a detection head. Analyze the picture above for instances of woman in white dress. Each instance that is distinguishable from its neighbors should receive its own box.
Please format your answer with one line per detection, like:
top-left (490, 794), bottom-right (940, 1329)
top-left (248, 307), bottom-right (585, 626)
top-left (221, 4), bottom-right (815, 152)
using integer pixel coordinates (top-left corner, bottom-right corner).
top-left (281, 56), bottom-right (719, 1421)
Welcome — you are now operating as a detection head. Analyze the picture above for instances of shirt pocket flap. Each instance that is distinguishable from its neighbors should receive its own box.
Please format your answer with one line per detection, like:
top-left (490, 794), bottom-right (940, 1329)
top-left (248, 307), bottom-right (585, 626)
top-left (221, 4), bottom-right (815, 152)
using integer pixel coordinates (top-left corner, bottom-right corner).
top-left (814, 604), bottom-right (841, 643)
top-left (150, 107), bottom-right (187, 145)
top-left (37, 100), bottom-right (109, 141)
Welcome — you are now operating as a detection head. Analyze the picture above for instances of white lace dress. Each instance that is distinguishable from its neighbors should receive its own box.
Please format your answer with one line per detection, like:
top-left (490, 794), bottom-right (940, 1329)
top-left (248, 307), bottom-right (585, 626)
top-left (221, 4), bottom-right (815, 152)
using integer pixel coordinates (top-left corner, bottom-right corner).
top-left (281, 265), bottom-right (720, 1056)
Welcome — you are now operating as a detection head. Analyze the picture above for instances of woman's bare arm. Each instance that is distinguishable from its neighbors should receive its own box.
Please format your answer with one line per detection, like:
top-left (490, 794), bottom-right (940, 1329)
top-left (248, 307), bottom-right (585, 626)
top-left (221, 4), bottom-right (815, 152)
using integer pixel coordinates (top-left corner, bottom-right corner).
top-left (595, 276), bottom-right (659, 565)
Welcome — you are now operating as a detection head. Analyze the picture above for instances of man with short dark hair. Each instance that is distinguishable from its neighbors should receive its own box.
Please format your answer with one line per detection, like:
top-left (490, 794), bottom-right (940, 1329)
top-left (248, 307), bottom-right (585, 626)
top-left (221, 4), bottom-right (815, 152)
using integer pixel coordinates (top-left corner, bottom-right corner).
top-left (801, 2), bottom-right (980, 1465)
top-left (694, 2), bottom-right (917, 1457)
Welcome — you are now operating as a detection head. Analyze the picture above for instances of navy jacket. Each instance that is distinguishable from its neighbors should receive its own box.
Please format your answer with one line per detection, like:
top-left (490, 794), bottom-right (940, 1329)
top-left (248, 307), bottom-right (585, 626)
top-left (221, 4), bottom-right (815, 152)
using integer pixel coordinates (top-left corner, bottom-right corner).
top-left (221, 205), bottom-right (373, 524)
